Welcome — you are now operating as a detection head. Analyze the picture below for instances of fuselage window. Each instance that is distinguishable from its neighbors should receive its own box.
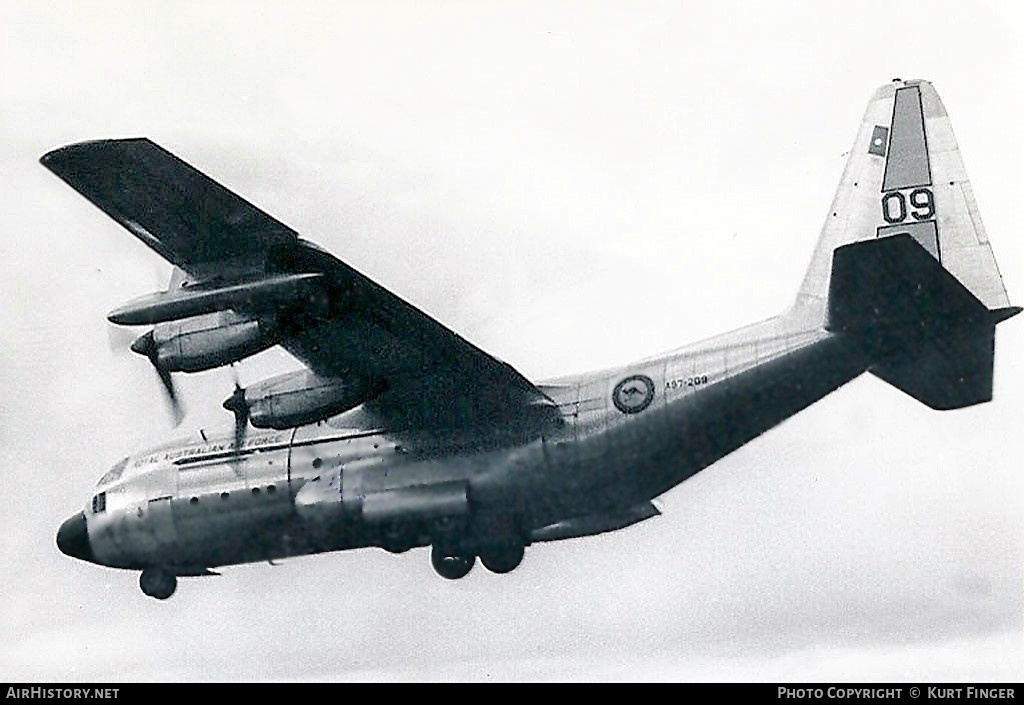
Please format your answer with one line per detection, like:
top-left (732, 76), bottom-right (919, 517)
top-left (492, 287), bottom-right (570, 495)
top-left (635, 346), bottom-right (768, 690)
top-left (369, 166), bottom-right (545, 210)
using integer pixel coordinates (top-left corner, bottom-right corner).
top-left (91, 492), bottom-right (107, 514)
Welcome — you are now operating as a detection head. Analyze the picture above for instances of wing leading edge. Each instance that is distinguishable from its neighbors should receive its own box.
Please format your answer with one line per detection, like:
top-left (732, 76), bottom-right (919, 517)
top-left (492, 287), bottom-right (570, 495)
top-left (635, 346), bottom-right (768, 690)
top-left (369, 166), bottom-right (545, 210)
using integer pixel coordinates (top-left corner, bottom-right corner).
top-left (43, 138), bottom-right (557, 434)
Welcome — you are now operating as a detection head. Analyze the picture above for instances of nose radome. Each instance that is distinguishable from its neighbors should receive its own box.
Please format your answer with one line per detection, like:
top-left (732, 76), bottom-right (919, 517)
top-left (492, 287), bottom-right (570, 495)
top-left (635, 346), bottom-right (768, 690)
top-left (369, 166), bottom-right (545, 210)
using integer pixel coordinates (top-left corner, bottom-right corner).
top-left (56, 511), bottom-right (95, 563)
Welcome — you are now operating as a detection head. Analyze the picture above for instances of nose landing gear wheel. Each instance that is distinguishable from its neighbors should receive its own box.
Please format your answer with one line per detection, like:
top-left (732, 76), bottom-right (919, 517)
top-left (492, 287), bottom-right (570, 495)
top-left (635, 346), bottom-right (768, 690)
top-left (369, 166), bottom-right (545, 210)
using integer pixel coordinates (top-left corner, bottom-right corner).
top-left (430, 546), bottom-right (475, 580)
top-left (479, 543), bottom-right (525, 574)
top-left (139, 568), bottom-right (177, 599)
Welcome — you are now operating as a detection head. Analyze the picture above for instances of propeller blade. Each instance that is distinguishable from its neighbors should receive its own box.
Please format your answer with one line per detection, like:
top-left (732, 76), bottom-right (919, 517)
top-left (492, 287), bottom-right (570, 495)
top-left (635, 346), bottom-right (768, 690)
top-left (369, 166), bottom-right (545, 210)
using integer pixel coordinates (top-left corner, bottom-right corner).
top-left (155, 365), bottom-right (185, 426)
top-left (131, 331), bottom-right (184, 426)
top-left (223, 383), bottom-right (249, 458)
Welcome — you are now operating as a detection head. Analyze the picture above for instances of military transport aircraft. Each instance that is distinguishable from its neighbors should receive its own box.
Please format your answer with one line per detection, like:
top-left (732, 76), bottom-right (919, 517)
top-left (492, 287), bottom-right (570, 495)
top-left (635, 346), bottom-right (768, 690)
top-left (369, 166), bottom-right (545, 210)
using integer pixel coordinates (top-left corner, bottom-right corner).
top-left (49, 80), bottom-right (1017, 599)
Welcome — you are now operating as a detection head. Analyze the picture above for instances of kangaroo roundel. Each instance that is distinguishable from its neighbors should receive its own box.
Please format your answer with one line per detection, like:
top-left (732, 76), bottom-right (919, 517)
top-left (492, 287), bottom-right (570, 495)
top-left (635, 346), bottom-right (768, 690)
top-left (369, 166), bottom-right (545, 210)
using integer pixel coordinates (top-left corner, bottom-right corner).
top-left (613, 375), bottom-right (655, 414)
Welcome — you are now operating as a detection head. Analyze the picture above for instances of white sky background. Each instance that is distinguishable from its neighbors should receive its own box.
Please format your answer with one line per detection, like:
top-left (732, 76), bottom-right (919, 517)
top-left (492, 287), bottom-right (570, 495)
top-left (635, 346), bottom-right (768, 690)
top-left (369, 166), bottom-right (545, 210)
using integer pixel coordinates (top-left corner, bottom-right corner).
top-left (1, 0), bottom-right (1022, 682)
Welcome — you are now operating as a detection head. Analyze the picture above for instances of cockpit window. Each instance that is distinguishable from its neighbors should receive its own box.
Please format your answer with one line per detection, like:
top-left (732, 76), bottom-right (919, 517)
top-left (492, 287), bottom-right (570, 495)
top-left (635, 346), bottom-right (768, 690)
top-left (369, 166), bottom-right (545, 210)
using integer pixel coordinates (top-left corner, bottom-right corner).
top-left (98, 457), bottom-right (130, 483)
top-left (98, 457), bottom-right (129, 487)
top-left (91, 492), bottom-right (107, 514)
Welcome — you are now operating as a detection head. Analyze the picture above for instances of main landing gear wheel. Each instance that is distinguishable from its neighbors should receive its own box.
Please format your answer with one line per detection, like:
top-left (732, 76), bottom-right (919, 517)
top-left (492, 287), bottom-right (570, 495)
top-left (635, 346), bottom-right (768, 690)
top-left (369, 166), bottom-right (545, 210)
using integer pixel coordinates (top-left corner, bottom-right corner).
top-left (430, 545), bottom-right (475, 580)
top-left (479, 543), bottom-right (525, 574)
top-left (381, 525), bottom-right (415, 554)
top-left (139, 568), bottom-right (177, 600)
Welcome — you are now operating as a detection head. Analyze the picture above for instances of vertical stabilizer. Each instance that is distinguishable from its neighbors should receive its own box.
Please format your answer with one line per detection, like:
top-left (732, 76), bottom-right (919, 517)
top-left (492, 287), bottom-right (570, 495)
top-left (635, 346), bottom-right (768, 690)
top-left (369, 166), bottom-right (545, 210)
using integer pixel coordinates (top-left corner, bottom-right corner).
top-left (794, 80), bottom-right (1012, 325)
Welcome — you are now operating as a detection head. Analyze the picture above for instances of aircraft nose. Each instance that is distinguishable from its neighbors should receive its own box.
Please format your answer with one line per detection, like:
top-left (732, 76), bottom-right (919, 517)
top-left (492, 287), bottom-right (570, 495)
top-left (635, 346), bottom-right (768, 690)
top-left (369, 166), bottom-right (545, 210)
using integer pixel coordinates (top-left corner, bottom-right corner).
top-left (56, 511), bottom-right (95, 563)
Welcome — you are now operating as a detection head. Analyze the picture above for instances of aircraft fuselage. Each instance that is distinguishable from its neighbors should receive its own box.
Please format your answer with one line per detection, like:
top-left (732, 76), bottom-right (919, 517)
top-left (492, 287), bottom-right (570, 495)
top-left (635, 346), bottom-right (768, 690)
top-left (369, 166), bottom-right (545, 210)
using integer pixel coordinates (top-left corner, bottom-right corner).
top-left (62, 313), bottom-right (871, 581)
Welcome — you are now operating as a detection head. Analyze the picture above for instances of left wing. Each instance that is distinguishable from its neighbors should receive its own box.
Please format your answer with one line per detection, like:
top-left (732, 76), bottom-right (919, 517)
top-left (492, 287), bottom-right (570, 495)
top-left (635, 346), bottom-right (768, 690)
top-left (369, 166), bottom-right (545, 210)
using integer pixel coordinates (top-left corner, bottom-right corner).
top-left (41, 138), bottom-right (297, 266)
top-left (43, 138), bottom-right (558, 434)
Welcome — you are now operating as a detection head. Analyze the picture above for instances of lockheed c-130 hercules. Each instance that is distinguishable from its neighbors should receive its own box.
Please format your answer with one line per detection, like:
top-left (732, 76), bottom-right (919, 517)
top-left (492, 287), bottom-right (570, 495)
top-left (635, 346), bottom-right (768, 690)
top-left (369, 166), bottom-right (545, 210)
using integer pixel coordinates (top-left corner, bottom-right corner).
top-left (50, 80), bottom-right (1018, 599)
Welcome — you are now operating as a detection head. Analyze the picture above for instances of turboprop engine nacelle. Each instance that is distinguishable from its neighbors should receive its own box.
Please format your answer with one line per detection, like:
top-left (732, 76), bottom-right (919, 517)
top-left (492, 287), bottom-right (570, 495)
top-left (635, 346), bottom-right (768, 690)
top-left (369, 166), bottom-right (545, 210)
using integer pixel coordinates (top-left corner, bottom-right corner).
top-left (227, 371), bottom-right (380, 430)
top-left (132, 311), bottom-right (278, 373)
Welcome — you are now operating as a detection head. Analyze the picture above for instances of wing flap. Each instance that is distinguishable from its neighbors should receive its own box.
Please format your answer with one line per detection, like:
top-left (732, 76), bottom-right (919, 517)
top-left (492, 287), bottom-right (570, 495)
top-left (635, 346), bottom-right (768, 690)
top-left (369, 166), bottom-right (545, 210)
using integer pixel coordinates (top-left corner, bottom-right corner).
top-left (280, 241), bottom-right (556, 430)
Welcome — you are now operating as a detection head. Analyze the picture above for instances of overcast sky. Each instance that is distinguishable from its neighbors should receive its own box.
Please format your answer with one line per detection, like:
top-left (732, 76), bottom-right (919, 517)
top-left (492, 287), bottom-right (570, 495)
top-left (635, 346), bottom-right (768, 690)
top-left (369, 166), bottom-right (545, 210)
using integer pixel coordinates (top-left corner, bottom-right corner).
top-left (1, 0), bottom-right (1022, 681)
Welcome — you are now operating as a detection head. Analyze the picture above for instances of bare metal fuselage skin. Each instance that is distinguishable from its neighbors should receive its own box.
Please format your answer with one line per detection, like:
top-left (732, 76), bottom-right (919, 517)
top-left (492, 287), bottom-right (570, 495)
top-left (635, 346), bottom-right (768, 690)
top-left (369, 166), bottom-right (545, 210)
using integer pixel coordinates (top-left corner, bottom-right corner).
top-left (82, 311), bottom-right (866, 572)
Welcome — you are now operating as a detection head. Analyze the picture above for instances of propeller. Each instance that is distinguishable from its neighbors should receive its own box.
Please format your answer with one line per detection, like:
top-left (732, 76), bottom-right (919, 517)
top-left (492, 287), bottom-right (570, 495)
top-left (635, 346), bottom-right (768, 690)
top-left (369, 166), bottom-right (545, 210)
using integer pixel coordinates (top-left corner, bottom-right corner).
top-left (222, 366), bottom-right (249, 457)
top-left (129, 330), bottom-right (185, 426)
top-left (106, 264), bottom-right (185, 426)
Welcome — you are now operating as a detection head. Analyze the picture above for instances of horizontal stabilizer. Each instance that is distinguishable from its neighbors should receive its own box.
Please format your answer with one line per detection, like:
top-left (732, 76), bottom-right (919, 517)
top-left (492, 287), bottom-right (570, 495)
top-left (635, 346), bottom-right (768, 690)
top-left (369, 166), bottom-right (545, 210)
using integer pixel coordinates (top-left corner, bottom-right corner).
top-left (827, 234), bottom-right (989, 334)
top-left (872, 330), bottom-right (994, 409)
top-left (827, 233), bottom-right (1010, 410)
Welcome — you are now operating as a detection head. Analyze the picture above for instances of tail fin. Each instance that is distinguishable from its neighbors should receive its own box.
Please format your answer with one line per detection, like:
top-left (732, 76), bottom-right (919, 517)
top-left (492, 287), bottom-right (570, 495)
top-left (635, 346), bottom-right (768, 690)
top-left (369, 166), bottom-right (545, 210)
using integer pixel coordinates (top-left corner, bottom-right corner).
top-left (794, 80), bottom-right (1018, 409)
top-left (796, 79), bottom-right (1013, 317)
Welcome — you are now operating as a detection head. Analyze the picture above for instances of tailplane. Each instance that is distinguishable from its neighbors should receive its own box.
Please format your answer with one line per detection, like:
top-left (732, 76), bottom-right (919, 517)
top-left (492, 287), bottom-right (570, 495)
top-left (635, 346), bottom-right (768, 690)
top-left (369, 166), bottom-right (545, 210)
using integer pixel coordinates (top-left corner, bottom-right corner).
top-left (827, 233), bottom-right (1019, 409)
top-left (794, 79), bottom-right (1017, 409)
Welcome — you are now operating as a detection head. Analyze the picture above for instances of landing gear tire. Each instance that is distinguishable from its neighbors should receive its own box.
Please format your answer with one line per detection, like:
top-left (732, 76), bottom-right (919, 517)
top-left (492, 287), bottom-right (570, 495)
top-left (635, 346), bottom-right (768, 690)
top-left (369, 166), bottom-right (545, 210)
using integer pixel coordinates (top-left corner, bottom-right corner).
top-left (381, 525), bottom-right (415, 554)
top-left (382, 541), bottom-right (413, 555)
top-left (139, 568), bottom-right (177, 600)
top-left (430, 545), bottom-right (475, 580)
top-left (480, 543), bottom-right (525, 574)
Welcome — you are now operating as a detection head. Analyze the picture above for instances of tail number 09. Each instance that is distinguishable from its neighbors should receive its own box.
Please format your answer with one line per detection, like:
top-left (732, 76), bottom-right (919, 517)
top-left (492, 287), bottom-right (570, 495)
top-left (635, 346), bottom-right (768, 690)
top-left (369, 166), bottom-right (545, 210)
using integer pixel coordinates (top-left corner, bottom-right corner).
top-left (881, 188), bottom-right (934, 224)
